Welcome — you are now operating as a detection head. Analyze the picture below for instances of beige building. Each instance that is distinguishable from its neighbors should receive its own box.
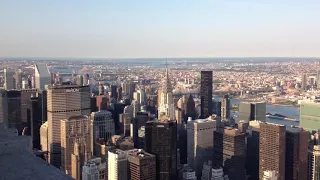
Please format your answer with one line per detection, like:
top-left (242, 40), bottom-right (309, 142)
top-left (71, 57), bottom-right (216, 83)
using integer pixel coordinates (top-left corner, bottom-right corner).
top-left (82, 157), bottom-right (107, 180)
top-left (187, 119), bottom-right (216, 177)
top-left (40, 121), bottom-right (48, 152)
top-left (108, 149), bottom-right (128, 180)
top-left (61, 115), bottom-right (91, 175)
top-left (47, 85), bottom-right (91, 168)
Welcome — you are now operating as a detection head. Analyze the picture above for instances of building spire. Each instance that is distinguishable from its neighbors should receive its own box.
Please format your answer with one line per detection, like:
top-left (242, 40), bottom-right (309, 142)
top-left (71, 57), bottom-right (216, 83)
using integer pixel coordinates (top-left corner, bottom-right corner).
top-left (165, 58), bottom-right (168, 78)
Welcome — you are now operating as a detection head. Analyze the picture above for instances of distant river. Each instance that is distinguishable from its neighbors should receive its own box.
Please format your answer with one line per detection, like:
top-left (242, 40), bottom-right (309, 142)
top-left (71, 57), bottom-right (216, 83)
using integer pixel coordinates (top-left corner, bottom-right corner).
top-left (214, 96), bottom-right (300, 126)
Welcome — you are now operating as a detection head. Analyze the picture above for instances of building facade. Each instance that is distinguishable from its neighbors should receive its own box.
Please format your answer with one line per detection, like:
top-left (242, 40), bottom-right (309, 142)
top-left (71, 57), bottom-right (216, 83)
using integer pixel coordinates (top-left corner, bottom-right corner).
top-left (34, 64), bottom-right (51, 90)
top-left (127, 149), bottom-right (156, 180)
top-left (259, 123), bottom-right (286, 180)
top-left (108, 149), bottom-right (128, 180)
top-left (145, 120), bottom-right (177, 180)
top-left (47, 85), bottom-right (91, 168)
top-left (4, 68), bottom-right (15, 90)
top-left (200, 71), bottom-right (213, 119)
top-left (158, 67), bottom-right (175, 120)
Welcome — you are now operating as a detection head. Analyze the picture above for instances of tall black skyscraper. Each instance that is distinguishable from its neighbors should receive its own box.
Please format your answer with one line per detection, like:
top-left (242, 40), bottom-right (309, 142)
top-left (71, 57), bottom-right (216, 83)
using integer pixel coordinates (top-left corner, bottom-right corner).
top-left (28, 96), bottom-right (41, 149)
top-left (7, 90), bottom-right (22, 132)
top-left (200, 71), bottom-right (213, 119)
top-left (184, 94), bottom-right (196, 121)
top-left (111, 85), bottom-right (118, 100)
top-left (145, 120), bottom-right (177, 180)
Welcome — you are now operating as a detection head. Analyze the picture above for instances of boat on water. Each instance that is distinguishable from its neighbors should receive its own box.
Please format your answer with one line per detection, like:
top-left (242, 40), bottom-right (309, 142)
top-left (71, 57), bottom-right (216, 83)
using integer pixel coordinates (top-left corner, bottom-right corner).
top-left (266, 113), bottom-right (299, 122)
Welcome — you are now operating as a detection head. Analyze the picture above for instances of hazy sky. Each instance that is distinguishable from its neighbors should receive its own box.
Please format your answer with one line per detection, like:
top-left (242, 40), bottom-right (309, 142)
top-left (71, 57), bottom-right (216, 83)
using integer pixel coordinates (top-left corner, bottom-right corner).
top-left (1, 0), bottom-right (320, 58)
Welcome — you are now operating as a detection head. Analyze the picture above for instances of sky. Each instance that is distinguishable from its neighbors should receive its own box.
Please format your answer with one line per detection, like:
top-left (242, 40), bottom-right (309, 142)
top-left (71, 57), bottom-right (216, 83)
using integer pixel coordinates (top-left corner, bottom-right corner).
top-left (0, 0), bottom-right (320, 58)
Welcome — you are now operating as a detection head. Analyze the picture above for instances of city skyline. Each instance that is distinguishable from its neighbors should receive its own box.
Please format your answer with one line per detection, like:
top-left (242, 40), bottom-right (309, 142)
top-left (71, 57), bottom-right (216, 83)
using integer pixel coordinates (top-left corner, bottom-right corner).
top-left (1, 1), bottom-right (320, 58)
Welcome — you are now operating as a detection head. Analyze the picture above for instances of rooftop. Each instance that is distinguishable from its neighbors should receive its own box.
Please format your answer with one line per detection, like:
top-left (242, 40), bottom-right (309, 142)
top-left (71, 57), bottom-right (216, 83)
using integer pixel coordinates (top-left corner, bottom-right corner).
top-left (35, 64), bottom-right (50, 77)
top-left (126, 149), bottom-right (155, 159)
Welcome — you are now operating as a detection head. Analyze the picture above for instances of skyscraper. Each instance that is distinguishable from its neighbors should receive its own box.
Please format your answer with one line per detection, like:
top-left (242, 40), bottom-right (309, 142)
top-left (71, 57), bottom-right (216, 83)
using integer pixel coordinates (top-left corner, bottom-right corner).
top-left (221, 95), bottom-right (230, 121)
top-left (246, 121), bottom-right (261, 180)
top-left (34, 64), bottom-right (51, 90)
top-left (302, 73), bottom-right (307, 90)
top-left (111, 85), bottom-right (118, 100)
top-left (311, 145), bottom-right (320, 180)
top-left (213, 127), bottom-right (246, 180)
top-left (259, 123), bottom-right (286, 180)
top-left (4, 68), bottom-right (15, 90)
top-left (187, 119), bottom-right (216, 177)
top-left (200, 71), bottom-right (213, 119)
top-left (7, 90), bottom-right (21, 131)
top-left (300, 101), bottom-right (320, 132)
top-left (21, 89), bottom-right (38, 127)
top-left (145, 120), bottom-right (177, 180)
top-left (285, 126), bottom-right (309, 180)
top-left (47, 85), bottom-right (91, 168)
top-left (108, 149), bottom-right (128, 180)
top-left (126, 149), bottom-right (156, 180)
top-left (317, 70), bottom-right (320, 89)
top-left (60, 115), bottom-right (91, 175)
top-left (132, 112), bottom-right (151, 148)
top-left (0, 89), bottom-right (8, 126)
top-left (238, 102), bottom-right (266, 122)
top-left (158, 66), bottom-right (175, 120)
top-left (185, 94), bottom-right (196, 121)
top-left (82, 157), bottom-right (107, 180)
top-left (91, 111), bottom-right (115, 154)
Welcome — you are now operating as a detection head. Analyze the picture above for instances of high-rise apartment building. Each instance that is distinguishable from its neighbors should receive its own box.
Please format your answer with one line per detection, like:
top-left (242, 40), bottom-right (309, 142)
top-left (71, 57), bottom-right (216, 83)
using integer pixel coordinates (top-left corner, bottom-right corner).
top-left (221, 95), bottom-right (230, 121)
top-left (302, 73), bottom-right (307, 90)
top-left (127, 149), bottom-right (156, 180)
top-left (4, 68), bottom-right (15, 90)
top-left (61, 115), bottom-right (91, 175)
top-left (108, 149), bottom-right (128, 180)
top-left (145, 120), bottom-right (177, 180)
top-left (285, 126), bottom-right (309, 180)
top-left (238, 102), bottom-right (266, 122)
top-left (259, 123), bottom-right (286, 180)
top-left (47, 85), bottom-right (91, 168)
top-left (200, 71), bottom-right (213, 119)
top-left (213, 127), bottom-right (246, 180)
top-left (187, 119), bottom-right (216, 177)
top-left (300, 101), bottom-right (320, 132)
top-left (34, 64), bottom-right (51, 90)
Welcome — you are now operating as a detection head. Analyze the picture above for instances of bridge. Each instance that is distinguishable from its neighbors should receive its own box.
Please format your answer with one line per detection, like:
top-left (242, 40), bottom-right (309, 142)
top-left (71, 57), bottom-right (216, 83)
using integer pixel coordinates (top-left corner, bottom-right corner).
top-left (173, 88), bottom-right (274, 97)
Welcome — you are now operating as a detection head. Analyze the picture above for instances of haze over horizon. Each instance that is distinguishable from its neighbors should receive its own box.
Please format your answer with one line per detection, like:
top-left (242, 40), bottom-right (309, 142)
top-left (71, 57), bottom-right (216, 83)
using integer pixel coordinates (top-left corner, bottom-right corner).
top-left (1, 0), bottom-right (320, 58)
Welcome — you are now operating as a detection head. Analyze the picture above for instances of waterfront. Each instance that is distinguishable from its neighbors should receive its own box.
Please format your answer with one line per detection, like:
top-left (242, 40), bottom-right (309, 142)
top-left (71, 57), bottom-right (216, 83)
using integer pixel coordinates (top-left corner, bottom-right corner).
top-left (214, 96), bottom-right (300, 126)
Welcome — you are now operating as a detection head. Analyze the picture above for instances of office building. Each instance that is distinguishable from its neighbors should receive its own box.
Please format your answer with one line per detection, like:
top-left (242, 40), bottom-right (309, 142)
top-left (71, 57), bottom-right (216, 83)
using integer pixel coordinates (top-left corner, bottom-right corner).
top-left (38, 90), bottom-right (47, 122)
top-left (187, 119), bottom-right (216, 177)
top-left (21, 89), bottom-right (38, 126)
top-left (29, 95), bottom-right (41, 149)
top-left (262, 171), bottom-right (278, 180)
top-left (238, 102), bottom-right (266, 122)
top-left (4, 68), bottom-right (15, 90)
top-left (71, 141), bottom-right (82, 180)
top-left (300, 101), bottom-right (320, 132)
top-left (40, 121), bottom-right (48, 152)
top-left (91, 110), bottom-right (115, 151)
top-left (175, 107), bottom-right (184, 125)
top-left (34, 64), bottom-right (51, 90)
top-left (158, 67), bottom-right (175, 120)
top-left (133, 91), bottom-right (140, 104)
top-left (108, 149), bottom-right (128, 180)
top-left (185, 94), bottom-right (196, 121)
top-left (285, 126), bottom-right (309, 180)
top-left (200, 71), bottom-right (213, 119)
top-left (127, 149), bottom-right (156, 180)
top-left (119, 113), bottom-right (131, 136)
top-left (61, 115), bottom-right (91, 175)
top-left (302, 73), bottom-right (307, 90)
top-left (201, 161), bottom-right (213, 180)
top-left (96, 95), bottom-right (108, 111)
top-left (213, 127), bottom-right (246, 180)
top-left (111, 85), bottom-right (118, 100)
top-left (14, 70), bottom-right (22, 89)
top-left (0, 89), bottom-right (8, 126)
top-left (82, 157), bottom-right (107, 180)
top-left (246, 121), bottom-right (261, 180)
top-left (145, 120), bottom-right (177, 180)
top-left (221, 95), bottom-right (230, 121)
top-left (259, 123), bottom-right (286, 180)
top-left (179, 164), bottom-right (197, 180)
top-left (311, 145), bottom-right (320, 180)
top-left (7, 90), bottom-right (21, 131)
top-left (47, 85), bottom-right (91, 168)
top-left (132, 112), bottom-right (151, 148)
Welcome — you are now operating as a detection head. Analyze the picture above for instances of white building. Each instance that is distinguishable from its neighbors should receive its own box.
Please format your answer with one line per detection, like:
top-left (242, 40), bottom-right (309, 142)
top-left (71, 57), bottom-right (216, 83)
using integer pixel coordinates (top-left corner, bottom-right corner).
top-left (91, 111), bottom-right (115, 153)
top-left (211, 168), bottom-right (228, 180)
top-left (82, 157), bottom-right (107, 180)
top-left (187, 119), bottom-right (216, 176)
top-left (40, 121), bottom-right (48, 152)
top-left (262, 170), bottom-right (278, 180)
top-left (158, 68), bottom-right (175, 120)
top-left (108, 149), bottom-right (127, 180)
top-left (34, 64), bottom-right (51, 90)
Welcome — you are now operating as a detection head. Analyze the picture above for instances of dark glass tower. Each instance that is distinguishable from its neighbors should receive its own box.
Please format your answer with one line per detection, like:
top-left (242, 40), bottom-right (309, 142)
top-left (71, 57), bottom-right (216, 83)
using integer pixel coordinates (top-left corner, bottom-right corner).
top-left (200, 71), bottom-right (212, 119)
top-left (184, 94), bottom-right (196, 121)
top-left (145, 120), bottom-right (177, 180)
top-left (213, 127), bottom-right (246, 180)
top-left (111, 85), bottom-right (118, 100)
